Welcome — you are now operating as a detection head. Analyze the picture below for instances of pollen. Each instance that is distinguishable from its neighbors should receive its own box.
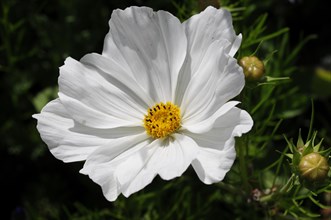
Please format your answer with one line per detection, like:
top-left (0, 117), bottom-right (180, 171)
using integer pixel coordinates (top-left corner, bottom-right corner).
top-left (144, 102), bottom-right (181, 139)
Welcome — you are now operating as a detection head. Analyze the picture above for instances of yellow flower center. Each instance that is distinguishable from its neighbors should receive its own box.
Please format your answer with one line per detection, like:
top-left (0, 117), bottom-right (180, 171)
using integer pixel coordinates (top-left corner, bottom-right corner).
top-left (144, 102), bottom-right (181, 139)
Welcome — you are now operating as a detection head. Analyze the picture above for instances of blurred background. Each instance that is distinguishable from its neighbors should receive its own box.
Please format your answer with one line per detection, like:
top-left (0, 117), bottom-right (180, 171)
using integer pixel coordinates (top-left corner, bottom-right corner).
top-left (1, 0), bottom-right (330, 219)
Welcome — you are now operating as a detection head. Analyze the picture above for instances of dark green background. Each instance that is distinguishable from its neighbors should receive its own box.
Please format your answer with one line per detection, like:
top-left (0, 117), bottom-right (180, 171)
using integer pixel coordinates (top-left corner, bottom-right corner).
top-left (1, 0), bottom-right (330, 219)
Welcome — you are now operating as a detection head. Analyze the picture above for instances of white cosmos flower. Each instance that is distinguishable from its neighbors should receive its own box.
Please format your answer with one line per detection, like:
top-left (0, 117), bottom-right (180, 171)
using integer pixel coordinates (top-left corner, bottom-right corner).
top-left (33, 6), bottom-right (253, 201)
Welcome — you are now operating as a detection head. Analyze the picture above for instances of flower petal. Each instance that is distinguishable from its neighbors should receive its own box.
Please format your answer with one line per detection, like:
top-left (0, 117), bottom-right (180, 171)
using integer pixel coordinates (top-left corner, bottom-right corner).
top-left (192, 146), bottom-right (236, 184)
top-left (59, 57), bottom-right (145, 129)
top-left (214, 56), bottom-right (245, 107)
top-left (178, 42), bottom-right (227, 118)
top-left (81, 133), bottom-right (198, 201)
top-left (80, 133), bottom-right (149, 201)
top-left (187, 107), bottom-right (253, 184)
top-left (229, 34), bottom-right (242, 57)
top-left (81, 53), bottom-right (154, 107)
top-left (174, 7), bottom-right (241, 106)
top-left (33, 99), bottom-right (144, 162)
top-left (182, 101), bottom-right (240, 133)
top-left (117, 133), bottom-right (198, 197)
top-left (185, 107), bottom-right (253, 150)
top-left (184, 6), bottom-right (241, 60)
top-left (186, 56), bottom-right (245, 124)
top-left (179, 39), bottom-right (244, 122)
top-left (103, 6), bottom-right (187, 102)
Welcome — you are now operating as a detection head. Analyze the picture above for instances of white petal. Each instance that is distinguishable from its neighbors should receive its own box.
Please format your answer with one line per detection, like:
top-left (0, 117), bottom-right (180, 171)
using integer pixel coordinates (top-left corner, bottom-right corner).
top-left (229, 34), bottom-right (242, 57)
top-left (216, 107), bottom-right (253, 137)
top-left (214, 56), bottom-right (245, 108)
top-left (184, 107), bottom-right (253, 151)
top-left (80, 133), bottom-right (149, 201)
top-left (81, 53), bottom-right (154, 107)
top-left (179, 39), bottom-right (244, 121)
top-left (184, 6), bottom-right (241, 60)
top-left (59, 57), bottom-right (145, 129)
top-left (157, 134), bottom-right (199, 180)
top-left (187, 108), bottom-right (253, 184)
top-left (117, 133), bottom-right (198, 197)
top-left (182, 101), bottom-right (240, 133)
top-left (33, 99), bottom-right (144, 162)
top-left (185, 57), bottom-right (244, 124)
top-left (103, 6), bottom-right (187, 102)
top-left (192, 146), bottom-right (236, 184)
top-left (81, 133), bottom-right (198, 201)
top-left (174, 7), bottom-right (241, 106)
top-left (179, 42), bottom-right (226, 118)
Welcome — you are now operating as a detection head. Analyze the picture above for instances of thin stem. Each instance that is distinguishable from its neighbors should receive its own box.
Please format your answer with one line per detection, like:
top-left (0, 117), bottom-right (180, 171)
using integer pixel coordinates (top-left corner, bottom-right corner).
top-left (306, 98), bottom-right (314, 142)
top-left (259, 174), bottom-right (296, 203)
top-left (279, 174), bottom-right (296, 193)
top-left (237, 136), bottom-right (250, 191)
top-left (236, 87), bottom-right (251, 192)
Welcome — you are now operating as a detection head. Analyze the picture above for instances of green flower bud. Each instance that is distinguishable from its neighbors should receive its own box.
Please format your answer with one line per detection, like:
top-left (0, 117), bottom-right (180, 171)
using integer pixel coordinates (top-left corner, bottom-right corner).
top-left (239, 56), bottom-right (265, 80)
top-left (299, 152), bottom-right (329, 181)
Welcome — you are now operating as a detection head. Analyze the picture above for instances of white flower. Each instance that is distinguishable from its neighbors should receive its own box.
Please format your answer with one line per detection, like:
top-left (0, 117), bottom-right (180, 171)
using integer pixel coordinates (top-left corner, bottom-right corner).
top-left (33, 6), bottom-right (253, 201)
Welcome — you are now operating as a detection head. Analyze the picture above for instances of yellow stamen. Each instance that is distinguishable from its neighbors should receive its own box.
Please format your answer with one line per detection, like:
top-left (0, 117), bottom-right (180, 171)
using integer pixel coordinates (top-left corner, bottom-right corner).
top-left (144, 102), bottom-right (181, 139)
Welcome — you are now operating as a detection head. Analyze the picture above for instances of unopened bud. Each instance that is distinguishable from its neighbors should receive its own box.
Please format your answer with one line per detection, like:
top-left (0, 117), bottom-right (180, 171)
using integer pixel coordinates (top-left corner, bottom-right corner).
top-left (239, 56), bottom-right (265, 80)
top-left (299, 152), bottom-right (329, 181)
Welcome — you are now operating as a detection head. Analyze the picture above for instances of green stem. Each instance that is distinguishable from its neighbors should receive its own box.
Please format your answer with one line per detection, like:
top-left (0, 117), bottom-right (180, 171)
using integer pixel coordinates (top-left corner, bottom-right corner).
top-left (236, 87), bottom-right (250, 192)
top-left (306, 98), bottom-right (315, 142)
top-left (279, 174), bottom-right (296, 193)
top-left (259, 193), bottom-right (274, 203)
top-left (260, 174), bottom-right (296, 203)
top-left (237, 136), bottom-right (250, 191)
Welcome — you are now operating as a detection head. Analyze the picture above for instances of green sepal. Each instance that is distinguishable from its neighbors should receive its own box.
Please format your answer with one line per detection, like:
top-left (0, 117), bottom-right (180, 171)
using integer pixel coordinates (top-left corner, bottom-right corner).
top-left (302, 143), bottom-right (314, 157)
top-left (265, 76), bottom-right (291, 83)
top-left (292, 150), bottom-right (301, 169)
top-left (313, 138), bottom-right (323, 153)
top-left (284, 153), bottom-right (293, 160)
top-left (284, 135), bottom-right (295, 154)
top-left (296, 129), bottom-right (304, 149)
top-left (318, 147), bottom-right (331, 158)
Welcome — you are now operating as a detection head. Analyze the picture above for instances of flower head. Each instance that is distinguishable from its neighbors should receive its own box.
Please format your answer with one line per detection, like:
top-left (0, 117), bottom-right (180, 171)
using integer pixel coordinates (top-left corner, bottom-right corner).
top-left (33, 6), bottom-right (253, 201)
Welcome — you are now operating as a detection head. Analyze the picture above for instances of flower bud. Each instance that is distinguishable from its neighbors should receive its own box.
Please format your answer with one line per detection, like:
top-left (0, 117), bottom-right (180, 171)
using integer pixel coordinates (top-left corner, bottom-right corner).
top-left (299, 152), bottom-right (329, 181)
top-left (239, 56), bottom-right (265, 80)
